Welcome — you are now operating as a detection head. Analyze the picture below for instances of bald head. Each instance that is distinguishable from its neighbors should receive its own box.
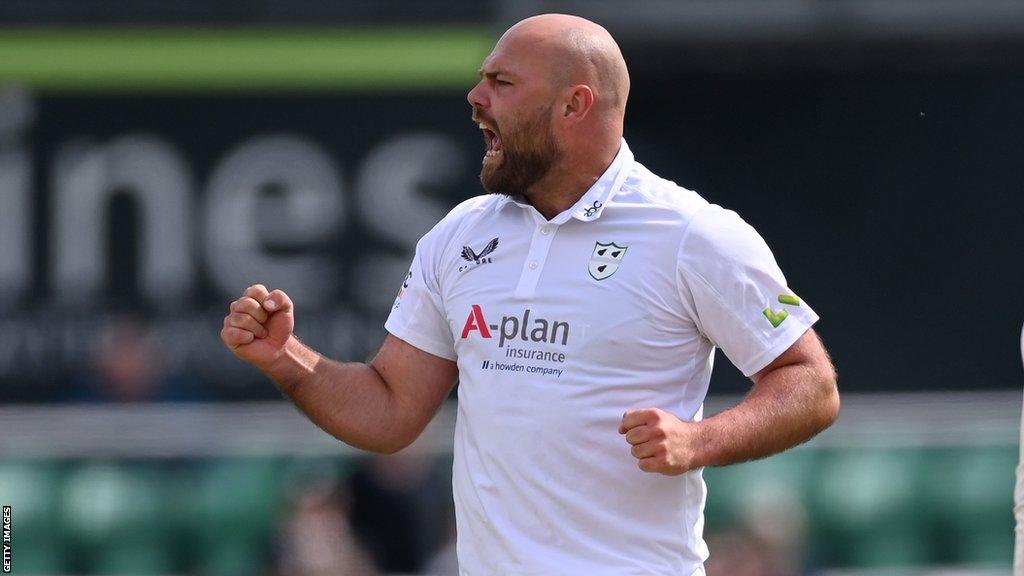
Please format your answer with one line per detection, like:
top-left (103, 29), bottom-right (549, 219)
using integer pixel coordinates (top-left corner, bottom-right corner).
top-left (467, 14), bottom-right (631, 213)
top-left (499, 14), bottom-right (630, 116)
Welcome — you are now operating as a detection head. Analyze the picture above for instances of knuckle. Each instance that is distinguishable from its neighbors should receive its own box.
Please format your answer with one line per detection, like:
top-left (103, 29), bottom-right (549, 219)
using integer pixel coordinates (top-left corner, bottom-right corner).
top-left (231, 313), bottom-right (252, 328)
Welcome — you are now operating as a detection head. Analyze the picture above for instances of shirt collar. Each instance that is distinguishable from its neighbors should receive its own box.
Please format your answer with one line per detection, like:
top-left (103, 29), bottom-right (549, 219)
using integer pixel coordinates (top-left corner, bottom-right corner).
top-left (492, 138), bottom-right (634, 223)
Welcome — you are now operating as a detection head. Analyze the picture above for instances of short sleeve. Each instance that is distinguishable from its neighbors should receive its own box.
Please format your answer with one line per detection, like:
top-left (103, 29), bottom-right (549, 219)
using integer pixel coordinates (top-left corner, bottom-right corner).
top-left (677, 205), bottom-right (819, 377)
top-left (385, 236), bottom-right (457, 361)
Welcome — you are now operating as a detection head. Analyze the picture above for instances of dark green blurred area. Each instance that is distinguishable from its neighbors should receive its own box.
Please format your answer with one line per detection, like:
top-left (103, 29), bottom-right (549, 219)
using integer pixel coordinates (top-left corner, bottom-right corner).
top-left (704, 446), bottom-right (1015, 570)
top-left (0, 446), bottom-right (1013, 574)
top-left (1, 457), bottom-right (291, 574)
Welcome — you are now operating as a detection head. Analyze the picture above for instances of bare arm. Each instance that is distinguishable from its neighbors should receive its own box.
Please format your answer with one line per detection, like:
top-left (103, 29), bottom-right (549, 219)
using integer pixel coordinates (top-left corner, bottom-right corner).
top-left (222, 284), bottom-right (458, 454)
top-left (269, 333), bottom-right (458, 454)
top-left (620, 328), bottom-right (838, 474)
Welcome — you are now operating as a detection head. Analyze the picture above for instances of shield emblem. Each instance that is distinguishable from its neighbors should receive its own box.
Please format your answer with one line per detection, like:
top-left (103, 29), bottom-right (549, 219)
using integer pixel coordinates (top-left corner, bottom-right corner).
top-left (588, 242), bottom-right (628, 280)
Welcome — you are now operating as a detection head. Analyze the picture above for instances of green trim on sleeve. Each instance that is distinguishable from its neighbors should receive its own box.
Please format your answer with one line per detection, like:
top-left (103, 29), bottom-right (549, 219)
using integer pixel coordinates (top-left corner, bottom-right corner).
top-left (762, 307), bottom-right (790, 328)
top-left (778, 294), bottom-right (801, 306)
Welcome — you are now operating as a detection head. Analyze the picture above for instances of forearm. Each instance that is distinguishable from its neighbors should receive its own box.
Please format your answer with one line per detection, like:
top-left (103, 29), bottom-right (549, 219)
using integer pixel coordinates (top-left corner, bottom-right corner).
top-left (266, 336), bottom-right (409, 453)
top-left (691, 361), bottom-right (839, 468)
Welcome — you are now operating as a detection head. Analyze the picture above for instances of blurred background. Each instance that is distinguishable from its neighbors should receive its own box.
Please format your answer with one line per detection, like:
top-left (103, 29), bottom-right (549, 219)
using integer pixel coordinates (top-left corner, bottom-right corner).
top-left (0, 0), bottom-right (1022, 574)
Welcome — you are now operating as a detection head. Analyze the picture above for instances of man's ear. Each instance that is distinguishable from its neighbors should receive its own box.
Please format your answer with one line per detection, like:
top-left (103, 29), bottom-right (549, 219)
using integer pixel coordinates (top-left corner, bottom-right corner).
top-left (562, 84), bottom-right (595, 122)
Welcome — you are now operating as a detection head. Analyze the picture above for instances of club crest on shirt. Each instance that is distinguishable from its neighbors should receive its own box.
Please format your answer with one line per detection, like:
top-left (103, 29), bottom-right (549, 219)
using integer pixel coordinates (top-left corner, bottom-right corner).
top-left (588, 241), bottom-right (627, 280)
top-left (459, 237), bottom-right (499, 272)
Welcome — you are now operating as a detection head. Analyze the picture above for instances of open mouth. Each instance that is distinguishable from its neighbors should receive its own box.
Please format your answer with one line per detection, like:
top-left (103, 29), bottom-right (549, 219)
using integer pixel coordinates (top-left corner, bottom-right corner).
top-left (479, 122), bottom-right (503, 164)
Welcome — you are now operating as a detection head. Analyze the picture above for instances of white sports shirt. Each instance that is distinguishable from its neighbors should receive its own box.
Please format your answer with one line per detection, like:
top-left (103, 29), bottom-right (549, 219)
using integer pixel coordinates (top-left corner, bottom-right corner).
top-left (386, 140), bottom-right (818, 576)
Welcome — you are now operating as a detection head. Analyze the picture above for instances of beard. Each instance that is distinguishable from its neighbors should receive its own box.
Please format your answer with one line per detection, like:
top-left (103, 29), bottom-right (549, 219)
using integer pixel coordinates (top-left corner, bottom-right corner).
top-left (479, 106), bottom-right (562, 198)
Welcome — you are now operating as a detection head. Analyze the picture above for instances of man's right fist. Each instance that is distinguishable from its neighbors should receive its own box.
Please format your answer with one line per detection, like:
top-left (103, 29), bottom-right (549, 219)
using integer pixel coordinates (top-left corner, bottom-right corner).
top-left (221, 284), bottom-right (295, 371)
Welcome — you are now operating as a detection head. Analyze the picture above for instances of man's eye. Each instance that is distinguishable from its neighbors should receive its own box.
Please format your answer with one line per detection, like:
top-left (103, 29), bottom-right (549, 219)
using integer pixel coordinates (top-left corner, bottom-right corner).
top-left (496, 80), bottom-right (511, 86)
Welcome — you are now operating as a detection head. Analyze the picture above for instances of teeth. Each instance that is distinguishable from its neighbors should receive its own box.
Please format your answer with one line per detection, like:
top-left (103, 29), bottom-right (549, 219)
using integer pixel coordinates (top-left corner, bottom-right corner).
top-left (479, 123), bottom-right (487, 129)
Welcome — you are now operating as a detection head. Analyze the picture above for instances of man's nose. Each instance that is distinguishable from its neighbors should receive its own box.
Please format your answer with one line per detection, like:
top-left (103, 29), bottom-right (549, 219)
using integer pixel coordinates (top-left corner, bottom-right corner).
top-left (467, 81), bottom-right (488, 110)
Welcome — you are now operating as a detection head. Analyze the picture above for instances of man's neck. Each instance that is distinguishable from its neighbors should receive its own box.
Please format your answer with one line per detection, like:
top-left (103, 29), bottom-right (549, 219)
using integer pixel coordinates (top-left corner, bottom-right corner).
top-left (525, 141), bottom-right (621, 220)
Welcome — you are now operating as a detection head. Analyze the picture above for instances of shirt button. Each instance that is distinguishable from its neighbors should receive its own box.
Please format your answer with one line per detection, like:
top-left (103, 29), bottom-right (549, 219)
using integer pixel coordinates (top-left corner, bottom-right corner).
top-left (529, 261), bottom-right (539, 270)
top-left (540, 226), bottom-right (551, 235)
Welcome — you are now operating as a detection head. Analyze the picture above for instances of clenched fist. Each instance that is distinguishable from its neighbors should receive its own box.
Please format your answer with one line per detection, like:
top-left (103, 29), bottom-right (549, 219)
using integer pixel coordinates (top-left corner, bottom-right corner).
top-left (619, 407), bottom-right (699, 476)
top-left (221, 284), bottom-right (296, 372)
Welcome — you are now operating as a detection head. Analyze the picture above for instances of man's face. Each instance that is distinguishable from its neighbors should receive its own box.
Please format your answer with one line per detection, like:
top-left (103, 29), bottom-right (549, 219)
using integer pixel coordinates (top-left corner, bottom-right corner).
top-left (467, 37), bottom-right (563, 198)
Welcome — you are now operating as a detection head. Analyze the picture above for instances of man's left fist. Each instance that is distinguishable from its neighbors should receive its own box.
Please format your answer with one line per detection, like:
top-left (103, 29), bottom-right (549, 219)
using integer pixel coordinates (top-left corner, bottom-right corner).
top-left (618, 407), bottom-right (698, 476)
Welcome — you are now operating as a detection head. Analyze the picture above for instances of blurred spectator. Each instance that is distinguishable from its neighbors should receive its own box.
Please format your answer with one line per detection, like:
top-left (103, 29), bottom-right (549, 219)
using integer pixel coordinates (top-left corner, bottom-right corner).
top-left (706, 488), bottom-right (808, 576)
top-left (270, 480), bottom-right (379, 576)
top-left (421, 512), bottom-right (458, 576)
top-left (65, 314), bottom-right (209, 402)
top-left (705, 527), bottom-right (778, 576)
top-left (349, 448), bottom-right (453, 574)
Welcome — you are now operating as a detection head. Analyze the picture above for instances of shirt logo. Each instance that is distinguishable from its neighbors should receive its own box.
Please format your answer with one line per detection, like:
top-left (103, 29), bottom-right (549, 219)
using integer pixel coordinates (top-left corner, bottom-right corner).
top-left (763, 294), bottom-right (801, 328)
top-left (392, 269), bottom-right (413, 310)
top-left (461, 304), bottom-right (570, 348)
top-left (588, 241), bottom-right (627, 280)
top-left (461, 305), bottom-right (571, 378)
top-left (459, 237), bottom-right (499, 272)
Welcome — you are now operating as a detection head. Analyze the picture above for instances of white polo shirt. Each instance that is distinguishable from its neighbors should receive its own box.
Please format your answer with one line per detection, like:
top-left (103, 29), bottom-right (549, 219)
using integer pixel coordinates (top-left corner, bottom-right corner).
top-left (385, 140), bottom-right (818, 576)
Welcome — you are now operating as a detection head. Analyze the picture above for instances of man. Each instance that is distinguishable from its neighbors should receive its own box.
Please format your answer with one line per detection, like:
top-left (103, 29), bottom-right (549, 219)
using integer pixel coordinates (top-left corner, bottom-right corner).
top-left (221, 14), bottom-right (839, 575)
